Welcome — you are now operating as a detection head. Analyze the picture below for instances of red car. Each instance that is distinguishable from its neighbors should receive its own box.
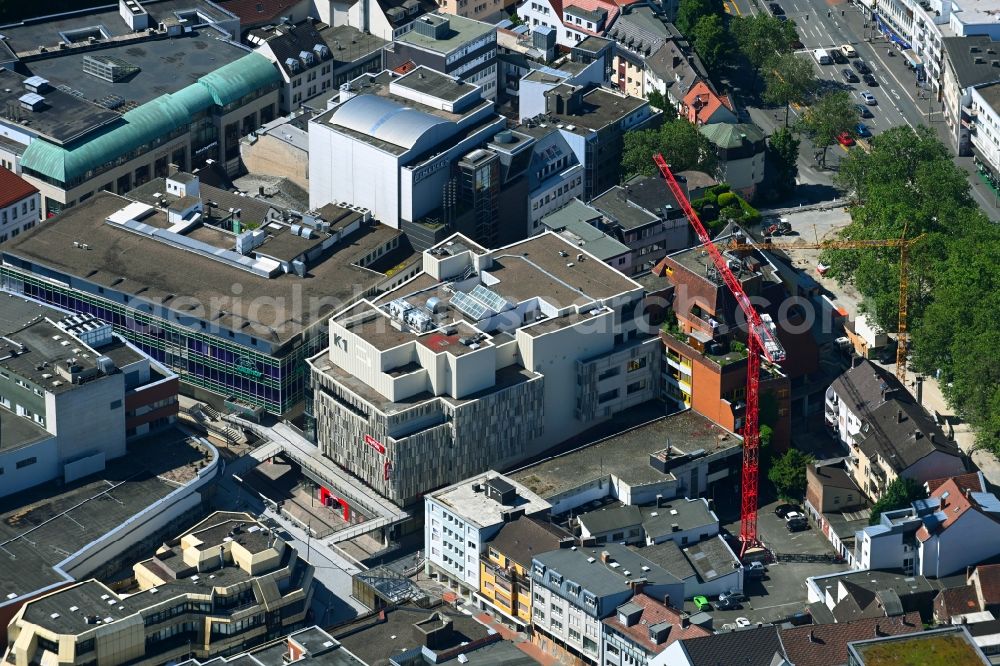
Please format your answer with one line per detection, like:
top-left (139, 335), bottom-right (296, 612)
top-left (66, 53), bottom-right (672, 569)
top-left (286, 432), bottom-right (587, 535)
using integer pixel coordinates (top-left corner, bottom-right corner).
top-left (837, 131), bottom-right (855, 147)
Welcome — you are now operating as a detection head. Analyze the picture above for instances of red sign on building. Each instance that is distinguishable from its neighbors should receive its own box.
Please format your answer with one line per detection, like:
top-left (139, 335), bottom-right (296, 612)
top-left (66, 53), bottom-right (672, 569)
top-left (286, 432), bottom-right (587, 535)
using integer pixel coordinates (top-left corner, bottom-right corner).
top-left (364, 434), bottom-right (385, 454)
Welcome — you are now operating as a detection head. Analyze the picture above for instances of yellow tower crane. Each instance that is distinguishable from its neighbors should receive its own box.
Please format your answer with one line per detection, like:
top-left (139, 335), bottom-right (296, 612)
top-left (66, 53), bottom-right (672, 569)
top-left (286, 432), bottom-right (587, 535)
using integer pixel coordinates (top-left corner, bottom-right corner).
top-left (724, 232), bottom-right (923, 382)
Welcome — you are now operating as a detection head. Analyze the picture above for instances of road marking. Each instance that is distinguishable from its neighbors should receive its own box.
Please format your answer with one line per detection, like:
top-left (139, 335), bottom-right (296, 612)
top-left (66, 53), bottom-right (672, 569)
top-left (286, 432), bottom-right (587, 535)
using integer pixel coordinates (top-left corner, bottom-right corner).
top-left (891, 88), bottom-right (900, 100)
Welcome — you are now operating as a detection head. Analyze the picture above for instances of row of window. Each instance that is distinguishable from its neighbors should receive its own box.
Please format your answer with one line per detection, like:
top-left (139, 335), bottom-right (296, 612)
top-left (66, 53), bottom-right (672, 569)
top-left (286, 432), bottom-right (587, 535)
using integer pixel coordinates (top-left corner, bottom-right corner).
top-left (1, 197), bottom-right (36, 226)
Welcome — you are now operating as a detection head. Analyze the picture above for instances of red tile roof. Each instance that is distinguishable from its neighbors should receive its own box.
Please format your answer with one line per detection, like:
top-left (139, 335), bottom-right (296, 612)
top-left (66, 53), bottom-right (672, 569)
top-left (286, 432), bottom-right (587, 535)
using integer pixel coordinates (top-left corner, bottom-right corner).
top-left (0, 167), bottom-right (38, 210)
top-left (916, 477), bottom-right (1000, 542)
top-left (780, 613), bottom-right (922, 666)
top-left (935, 586), bottom-right (981, 620)
top-left (561, 0), bottom-right (620, 36)
top-left (975, 563), bottom-right (1000, 606)
top-left (602, 593), bottom-right (710, 654)
top-left (682, 81), bottom-right (734, 125)
top-left (926, 471), bottom-right (984, 495)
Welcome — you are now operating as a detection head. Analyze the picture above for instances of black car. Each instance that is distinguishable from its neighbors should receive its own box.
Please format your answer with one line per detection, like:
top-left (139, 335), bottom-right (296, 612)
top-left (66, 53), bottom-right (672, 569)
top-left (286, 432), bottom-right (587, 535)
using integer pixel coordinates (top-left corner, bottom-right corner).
top-left (855, 103), bottom-right (873, 118)
top-left (831, 50), bottom-right (848, 64)
top-left (842, 68), bottom-right (859, 83)
top-left (768, 2), bottom-right (785, 14)
top-left (853, 59), bottom-right (871, 75)
top-left (863, 73), bottom-right (879, 87)
top-left (774, 503), bottom-right (802, 518)
top-left (787, 518), bottom-right (809, 533)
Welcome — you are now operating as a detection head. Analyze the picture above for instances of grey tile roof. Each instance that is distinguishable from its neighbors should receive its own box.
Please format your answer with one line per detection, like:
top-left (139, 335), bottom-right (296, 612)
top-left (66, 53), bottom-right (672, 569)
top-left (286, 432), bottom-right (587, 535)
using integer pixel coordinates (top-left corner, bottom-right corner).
top-left (640, 499), bottom-right (716, 540)
top-left (831, 360), bottom-right (961, 473)
top-left (676, 625), bottom-right (785, 666)
top-left (943, 35), bottom-right (1000, 90)
top-left (579, 505), bottom-right (643, 535)
top-left (683, 536), bottom-right (739, 583)
top-left (485, 516), bottom-right (571, 569)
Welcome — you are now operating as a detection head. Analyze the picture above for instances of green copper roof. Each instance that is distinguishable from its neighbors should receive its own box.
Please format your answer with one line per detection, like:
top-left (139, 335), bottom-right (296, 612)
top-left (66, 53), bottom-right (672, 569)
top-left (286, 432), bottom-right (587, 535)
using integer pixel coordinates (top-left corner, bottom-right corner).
top-left (21, 53), bottom-right (279, 184)
top-left (698, 123), bottom-right (766, 150)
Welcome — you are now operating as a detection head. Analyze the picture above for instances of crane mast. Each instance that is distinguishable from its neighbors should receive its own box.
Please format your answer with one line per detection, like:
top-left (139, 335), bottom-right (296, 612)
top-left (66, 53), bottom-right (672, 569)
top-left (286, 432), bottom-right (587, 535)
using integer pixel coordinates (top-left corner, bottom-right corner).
top-left (653, 154), bottom-right (786, 557)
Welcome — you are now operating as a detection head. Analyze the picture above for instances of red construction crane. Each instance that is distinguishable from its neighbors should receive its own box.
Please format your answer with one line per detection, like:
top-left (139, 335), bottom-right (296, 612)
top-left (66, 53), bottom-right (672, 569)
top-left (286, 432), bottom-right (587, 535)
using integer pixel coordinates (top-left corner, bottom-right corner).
top-left (653, 154), bottom-right (786, 557)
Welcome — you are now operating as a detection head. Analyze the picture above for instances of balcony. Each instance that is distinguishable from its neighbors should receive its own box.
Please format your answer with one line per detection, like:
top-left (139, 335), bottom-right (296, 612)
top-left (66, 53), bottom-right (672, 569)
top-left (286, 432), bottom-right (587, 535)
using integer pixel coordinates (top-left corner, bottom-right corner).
top-left (666, 354), bottom-right (692, 375)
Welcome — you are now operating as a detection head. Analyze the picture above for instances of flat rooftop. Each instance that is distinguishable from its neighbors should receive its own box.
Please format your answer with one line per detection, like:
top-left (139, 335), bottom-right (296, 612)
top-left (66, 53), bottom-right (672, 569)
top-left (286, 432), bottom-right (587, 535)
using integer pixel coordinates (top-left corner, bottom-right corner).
top-left (0, 69), bottom-right (121, 145)
top-left (682, 536), bottom-right (738, 582)
top-left (0, 0), bottom-right (236, 54)
top-left (850, 628), bottom-right (988, 666)
top-left (511, 410), bottom-right (741, 499)
top-left (545, 87), bottom-right (649, 132)
top-left (0, 428), bottom-right (208, 602)
top-left (0, 411), bottom-right (52, 453)
top-left (19, 30), bottom-right (249, 112)
top-left (3, 192), bottom-right (408, 347)
top-left (334, 605), bottom-right (491, 666)
top-left (430, 471), bottom-right (549, 528)
top-left (397, 13), bottom-right (496, 55)
top-left (246, 628), bottom-right (366, 666)
top-left (395, 66), bottom-right (479, 102)
top-left (0, 318), bottom-right (100, 395)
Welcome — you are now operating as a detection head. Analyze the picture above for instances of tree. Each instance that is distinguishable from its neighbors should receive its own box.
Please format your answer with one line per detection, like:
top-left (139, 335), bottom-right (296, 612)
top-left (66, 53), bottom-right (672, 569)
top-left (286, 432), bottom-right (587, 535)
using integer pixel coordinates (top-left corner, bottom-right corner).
top-left (508, 11), bottom-right (523, 26)
top-left (767, 449), bottom-right (814, 500)
top-left (798, 90), bottom-right (858, 166)
top-left (646, 90), bottom-right (676, 120)
top-left (869, 477), bottom-right (928, 525)
top-left (677, 0), bottom-right (723, 35)
top-left (621, 119), bottom-right (717, 179)
top-left (691, 14), bottom-right (733, 73)
top-left (768, 126), bottom-right (800, 196)
top-left (731, 14), bottom-right (800, 84)
top-left (764, 52), bottom-right (817, 126)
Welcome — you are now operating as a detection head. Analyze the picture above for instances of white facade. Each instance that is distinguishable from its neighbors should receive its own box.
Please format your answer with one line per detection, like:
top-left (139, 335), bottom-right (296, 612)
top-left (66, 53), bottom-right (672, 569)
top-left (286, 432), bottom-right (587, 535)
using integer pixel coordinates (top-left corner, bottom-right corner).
top-left (0, 190), bottom-right (41, 244)
top-left (970, 85), bottom-right (1000, 176)
top-left (424, 471), bottom-right (551, 591)
top-left (517, 0), bottom-right (616, 48)
top-left (308, 68), bottom-right (505, 227)
top-left (531, 582), bottom-right (606, 660)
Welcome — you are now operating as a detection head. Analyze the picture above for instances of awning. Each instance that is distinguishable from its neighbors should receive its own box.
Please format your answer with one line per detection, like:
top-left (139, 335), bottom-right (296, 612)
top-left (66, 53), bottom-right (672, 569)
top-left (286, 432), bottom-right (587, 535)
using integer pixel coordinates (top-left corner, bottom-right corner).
top-left (875, 15), bottom-right (912, 49)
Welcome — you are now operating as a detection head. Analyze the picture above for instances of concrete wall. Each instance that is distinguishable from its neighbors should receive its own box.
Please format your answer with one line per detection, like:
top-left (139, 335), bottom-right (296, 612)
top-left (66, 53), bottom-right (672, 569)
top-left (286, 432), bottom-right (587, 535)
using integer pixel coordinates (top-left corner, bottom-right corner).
top-left (0, 192), bottom-right (41, 243)
top-left (0, 436), bottom-right (59, 498)
top-left (52, 373), bottom-right (127, 468)
top-left (240, 133), bottom-right (309, 191)
top-left (923, 509), bottom-right (1000, 578)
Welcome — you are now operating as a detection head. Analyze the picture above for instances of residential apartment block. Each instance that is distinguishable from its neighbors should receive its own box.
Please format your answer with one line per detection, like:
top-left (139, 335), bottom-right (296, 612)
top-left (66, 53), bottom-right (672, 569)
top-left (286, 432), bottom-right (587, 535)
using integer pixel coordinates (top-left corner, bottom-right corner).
top-left (424, 471), bottom-right (551, 592)
top-left (479, 515), bottom-right (572, 626)
top-left (699, 123), bottom-right (766, 199)
top-left (857, 473), bottom-right (1000, 577)
top-left (0, 292), bottom-right (178, 497)
top-left (0, 167), bottom-right (41, 244)
top-left (252, 21), bottom-right (385, 113)
top-left (309, 231), bottom-right (660, 504)
top-left (3, 512), bottom-right (314, 666)
top-left (517, 0), bottom-right (622, 48)
top-left (602, 593), bottom-right (710, 666)
top-left (385, 14), bottom-right (498, 99)
top-left (940, 35), bottom-right (1000, 156)
top-left (531, 545), bottom-right (684, 663)
top-left (1, 172), bottom-right (411, 416)
top-left (825, 360), bottom-right (966, 500)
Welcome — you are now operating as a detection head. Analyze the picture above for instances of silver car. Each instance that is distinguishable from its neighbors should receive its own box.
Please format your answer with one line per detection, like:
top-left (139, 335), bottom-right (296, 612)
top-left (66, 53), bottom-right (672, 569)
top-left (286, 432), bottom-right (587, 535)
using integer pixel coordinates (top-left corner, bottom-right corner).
top-left (860, 91), bottom-right (877, 105)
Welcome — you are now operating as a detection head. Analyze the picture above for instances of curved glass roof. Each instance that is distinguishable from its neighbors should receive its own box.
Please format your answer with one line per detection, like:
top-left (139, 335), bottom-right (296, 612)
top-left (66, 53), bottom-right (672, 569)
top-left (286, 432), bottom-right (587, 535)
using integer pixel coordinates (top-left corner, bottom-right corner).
top-left (330, 94), bottom-right (453, 150)
top-left (21, 53), bottom-right (279, 184)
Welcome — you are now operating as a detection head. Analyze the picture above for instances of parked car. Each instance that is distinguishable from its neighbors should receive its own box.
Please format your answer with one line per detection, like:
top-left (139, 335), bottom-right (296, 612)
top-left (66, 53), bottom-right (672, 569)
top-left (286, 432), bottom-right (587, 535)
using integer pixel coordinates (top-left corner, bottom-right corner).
top-left (720, 590), bottom-right (748, 604)
top-left (716, 596), bottom-right (741, 610)
top-left (841, 44), bottom-right (858, 57)
top-left (856, 122), bottom-right (872, 138)
top-left (853, 59), bottom-right (872, 74)
top-left (860, 90), bottom-right (877, 105)
top-left (832, 49), bottom-right (848, 64)
top-left (774, 503), bottom-right (801, 518)
top-left (837, 131), bottom-right (855, 147)
top-left (855, 103), bottom-right (873, 118)
top-left (786, 511), bottom-right (809, 532)
top-left (769, 2), bottom-right (785, 14)
top-left (863, 72), bottom-right (879, 87)
top-left (746, 561), bottom-right (767, 579)
top-left (693, 595), bottom-right (711, 611)
top-left (842, 68), bottom-right (859, 83)
top-left (735, 617), bottom-right (753, 628)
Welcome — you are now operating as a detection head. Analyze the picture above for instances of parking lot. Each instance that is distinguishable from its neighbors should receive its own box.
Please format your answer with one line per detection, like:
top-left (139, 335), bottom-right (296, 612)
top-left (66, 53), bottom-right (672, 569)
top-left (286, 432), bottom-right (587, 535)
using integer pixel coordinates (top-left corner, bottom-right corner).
top-left (686, 497), bottom-right (850, 628)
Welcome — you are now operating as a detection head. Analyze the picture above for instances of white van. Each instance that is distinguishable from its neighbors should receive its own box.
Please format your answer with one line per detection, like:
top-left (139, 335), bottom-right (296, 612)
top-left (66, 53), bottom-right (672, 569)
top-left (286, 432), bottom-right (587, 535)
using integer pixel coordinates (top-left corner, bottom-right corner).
top-left (814, 49), bottom-right (832, 65)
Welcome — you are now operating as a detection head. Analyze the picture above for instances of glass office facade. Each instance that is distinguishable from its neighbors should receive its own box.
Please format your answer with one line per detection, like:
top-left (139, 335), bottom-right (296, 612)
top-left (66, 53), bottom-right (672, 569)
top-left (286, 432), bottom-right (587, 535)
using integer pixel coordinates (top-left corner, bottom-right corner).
top-left (1, 268), bottom-right (327, 415)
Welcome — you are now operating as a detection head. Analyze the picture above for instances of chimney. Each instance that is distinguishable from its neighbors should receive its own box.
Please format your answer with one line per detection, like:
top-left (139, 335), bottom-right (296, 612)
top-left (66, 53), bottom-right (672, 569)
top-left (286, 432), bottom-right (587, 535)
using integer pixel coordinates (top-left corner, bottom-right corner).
top-left (875, 622), bottom-right (885, 637)
top-left (916, 375), bottom-right (924, 405)
top-left (897, 410), bottom-right (904, 424)
top-left (664, 594), bottom-right (670, 608)
top-left (600, 550), bottom-right (612, 564)
top-left (809, 629), bottom-right (818, 643)
top-left (680, 614), bottom-right (690, 628)
top-left (672, 55), bottom-right (681, 68)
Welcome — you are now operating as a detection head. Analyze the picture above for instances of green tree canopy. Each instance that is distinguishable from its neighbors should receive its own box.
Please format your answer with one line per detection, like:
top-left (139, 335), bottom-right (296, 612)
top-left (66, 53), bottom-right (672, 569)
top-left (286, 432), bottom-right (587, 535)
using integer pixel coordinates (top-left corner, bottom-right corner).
top-left (731, 14), bottom-right (800, 75)
top-left (621, 119), bottom-right (717, 179)
top-left (647, 90), bottom-right (676, 120)
top-left (764, 52), bottom-right (817, 126)
top-left (767, 449), bottom-right (814, 500)
top-left (869, 477), bottom-right (928, 525)
top-left (677, 0), bottom-right (723, 34)
top-left (691, 14), bottom-right (733, 72)
top-left (798, 90), bottom-right (858, 166)
top-left (768, 126), bottom-right (800, 197)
